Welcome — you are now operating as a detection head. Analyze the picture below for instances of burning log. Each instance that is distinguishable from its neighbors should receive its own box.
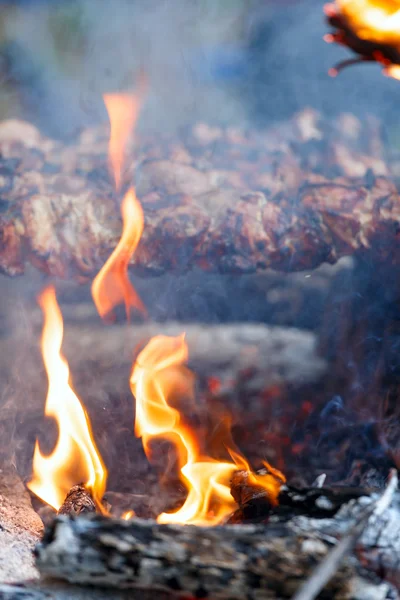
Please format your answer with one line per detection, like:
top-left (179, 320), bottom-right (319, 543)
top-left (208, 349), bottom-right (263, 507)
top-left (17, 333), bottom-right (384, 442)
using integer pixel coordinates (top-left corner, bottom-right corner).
top-left (35, 480), bottom-right (400, 599)
top-left (0, 110), bottom-right (394, 279)
top-left (227, 468), bottom-right (371, 524)
top-left (57, 485), bottom-right (96, 516)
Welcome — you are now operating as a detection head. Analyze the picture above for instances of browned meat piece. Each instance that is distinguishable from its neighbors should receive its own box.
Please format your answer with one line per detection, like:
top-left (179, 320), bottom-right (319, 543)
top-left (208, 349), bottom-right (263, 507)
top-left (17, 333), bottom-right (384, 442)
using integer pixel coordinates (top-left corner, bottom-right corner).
top-left (0, 109), bottom-right (395, 279)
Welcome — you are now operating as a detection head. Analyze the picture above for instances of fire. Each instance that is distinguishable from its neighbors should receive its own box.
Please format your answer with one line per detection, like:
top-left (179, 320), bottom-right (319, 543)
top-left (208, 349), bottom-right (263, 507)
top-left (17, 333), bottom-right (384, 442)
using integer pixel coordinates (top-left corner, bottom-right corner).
top-left (103, 93), bottom-right (140, 192)
top-left (27, 286), bottom-right (107, 511)
top-left (91, 93), bottom-right (146, 321)
top-left (337, 1), bottom-right (400, 47)
top-left (325, 1), bottom-right (400, 79)
top-left (130, 335), bottom-right (284, 526)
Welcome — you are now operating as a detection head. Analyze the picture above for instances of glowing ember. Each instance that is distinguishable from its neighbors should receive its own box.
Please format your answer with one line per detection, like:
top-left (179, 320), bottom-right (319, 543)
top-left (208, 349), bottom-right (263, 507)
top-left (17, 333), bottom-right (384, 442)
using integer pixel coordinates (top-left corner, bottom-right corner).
top-left (27, 287), bottom-right (107, 511)
top-left (91, 93), bottom-right (146, 321)
top-left (130, 335), bottom-right (284, 526)
top-left (325, 1), bottom-right (400, 78)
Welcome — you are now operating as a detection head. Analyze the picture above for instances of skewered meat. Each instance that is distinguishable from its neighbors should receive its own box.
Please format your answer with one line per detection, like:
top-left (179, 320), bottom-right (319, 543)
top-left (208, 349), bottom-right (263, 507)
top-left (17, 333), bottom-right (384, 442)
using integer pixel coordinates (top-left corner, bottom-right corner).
top-left (0, 109), bottom-right (395, 279)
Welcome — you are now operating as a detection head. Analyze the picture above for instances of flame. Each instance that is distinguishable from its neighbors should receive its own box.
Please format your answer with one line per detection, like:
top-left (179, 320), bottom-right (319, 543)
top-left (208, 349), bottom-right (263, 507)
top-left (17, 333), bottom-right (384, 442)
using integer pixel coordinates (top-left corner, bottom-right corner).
top-left (27, 287), bottom-right (107, 511)
top-left (337, 1), bottom-right (400, 47)
top-left (91, 188), bottom-right (145, 320)
top-left (91, 93), bottom-right (146, 321)
top-left (130, 335), bottom-right (284, 526)
top-left (384, 63), bottom-right (400, 77)
top-left (122, 510), bottom-right (135, 520)
top-left (103, 93), bottom-right (140, 192)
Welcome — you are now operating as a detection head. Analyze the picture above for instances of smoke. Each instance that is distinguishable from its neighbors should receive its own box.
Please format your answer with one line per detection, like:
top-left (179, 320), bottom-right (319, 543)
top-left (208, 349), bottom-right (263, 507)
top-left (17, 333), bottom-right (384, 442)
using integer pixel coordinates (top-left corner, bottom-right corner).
top-left (2, 0), bottom-right (400, 137)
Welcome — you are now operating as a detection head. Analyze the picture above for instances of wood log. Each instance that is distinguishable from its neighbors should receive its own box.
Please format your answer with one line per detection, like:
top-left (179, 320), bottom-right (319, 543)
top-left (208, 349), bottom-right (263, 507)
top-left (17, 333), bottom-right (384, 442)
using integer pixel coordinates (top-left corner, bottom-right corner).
top-left (35, 486), bottom-right (400, 599)
top-left (57, 485), bottom-right (96, 516)
top-left (0, 109), bottom-right (395, 279)
top-left (0, 464), bottom-right (43, 584)
top-left (228, 469), bottom-right (371, 524)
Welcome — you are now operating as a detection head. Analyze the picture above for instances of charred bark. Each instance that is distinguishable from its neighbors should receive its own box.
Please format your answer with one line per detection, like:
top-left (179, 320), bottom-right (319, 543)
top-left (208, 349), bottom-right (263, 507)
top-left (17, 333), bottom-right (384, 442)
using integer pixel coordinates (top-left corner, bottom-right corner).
top-left (228, 469), bottom-right (371, 524)
top-left (0, 110), bottom-right (394, 279)
top-left (34, 514), bottom-right (353, 599)
top-left (57, 485), bottom-right (96, 516)
top-left (35, 484), bottom-right (400, 599)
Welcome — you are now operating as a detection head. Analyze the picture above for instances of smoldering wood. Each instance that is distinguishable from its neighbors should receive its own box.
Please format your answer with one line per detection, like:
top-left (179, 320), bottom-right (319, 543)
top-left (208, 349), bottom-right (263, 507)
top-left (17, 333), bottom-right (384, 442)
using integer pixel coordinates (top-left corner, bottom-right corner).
top-left (0, 109), bottom-right (394, 280)
top-left (228, 469), bottom-right (373, 524)
top-left (57, 485), bottom-right (96, 516)
top-left (35, 484), bottom-right (400, 599)
top-left (292, 470), bottom-right (398, 600)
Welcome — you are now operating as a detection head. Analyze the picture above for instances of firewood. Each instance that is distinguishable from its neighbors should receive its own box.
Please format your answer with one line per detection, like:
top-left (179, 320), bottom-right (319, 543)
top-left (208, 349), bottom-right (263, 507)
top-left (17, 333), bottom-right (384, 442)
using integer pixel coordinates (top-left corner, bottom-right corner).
top-left (35, 483), bottom-right (400, 599)
top-left (34, 514), bottom-right (352, 598)
top-left (228, 469), bottom-right (372, 524)
top-left (57, 485), bottom-right (96, 516)
top-left (292, 470), bottom-right (398, 600)
top-left (0, 110), bottom-right (393, 279)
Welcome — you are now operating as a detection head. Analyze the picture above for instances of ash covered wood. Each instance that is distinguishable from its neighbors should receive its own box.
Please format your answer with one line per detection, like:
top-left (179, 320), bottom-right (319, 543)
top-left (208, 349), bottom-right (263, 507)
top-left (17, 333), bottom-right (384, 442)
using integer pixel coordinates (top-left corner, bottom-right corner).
top-left (35, 481), bottom-right (400, 599)
top-left (228, 468), bottom-right (372, 524)
top-left (0, 110), bottom-right (395, 279)
top-left (0, 465), bottom-right (43, 584)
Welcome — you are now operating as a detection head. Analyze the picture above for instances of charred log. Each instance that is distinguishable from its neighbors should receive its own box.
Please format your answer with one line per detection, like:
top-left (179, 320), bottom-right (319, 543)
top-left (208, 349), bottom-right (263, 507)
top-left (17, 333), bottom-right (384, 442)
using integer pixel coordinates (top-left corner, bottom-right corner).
top-left (35, 483), bottom-right (400, 599)
top-left (57, 485), bottom-right (96, 516)
top-left (0, 110), bottom-right (394, 279)
top-left (34, 515), bottom-right (354, 599)
top-left (228, 469), bottom-right (373, 524)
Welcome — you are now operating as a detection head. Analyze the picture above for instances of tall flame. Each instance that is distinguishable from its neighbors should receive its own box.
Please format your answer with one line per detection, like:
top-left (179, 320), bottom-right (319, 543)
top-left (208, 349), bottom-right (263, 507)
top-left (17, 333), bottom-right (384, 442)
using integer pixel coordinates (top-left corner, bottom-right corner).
top-left (130, 335), bottom-right (284, 526)
top-left (27, 287), bottom-right (107, 511)
top-left (91, 93), bottom-right (146, 320)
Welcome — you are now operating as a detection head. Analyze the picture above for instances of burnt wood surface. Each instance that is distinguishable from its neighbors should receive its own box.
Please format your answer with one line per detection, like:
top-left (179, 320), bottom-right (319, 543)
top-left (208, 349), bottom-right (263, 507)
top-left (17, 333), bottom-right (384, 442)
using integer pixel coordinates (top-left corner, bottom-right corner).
top-left (35, 487), bottom-right (400, 599)
top-left (228, 469), bottom-right (371, 524)
top-left (57, 485), bottom-right (96, 516)
top-left (0, 109), bottom-right (396, 279)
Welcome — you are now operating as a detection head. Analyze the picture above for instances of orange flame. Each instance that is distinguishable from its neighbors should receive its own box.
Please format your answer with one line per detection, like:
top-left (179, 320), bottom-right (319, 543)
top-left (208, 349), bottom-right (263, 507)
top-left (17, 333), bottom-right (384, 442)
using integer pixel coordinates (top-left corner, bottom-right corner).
top-left (91, 93), bottom-right (146, 321)
top-left (27, 287), bottom-right (107, 511)
top-left (337, 1), bottom-right (400, 48)
top-left (130, 335), bottom-right (284, 526)
top-left (384, 63), bottom-right (400, 78)
top-left (91, 188), bottom-right (145, 320)
top-left (122, 510), bottom-right (135, 520)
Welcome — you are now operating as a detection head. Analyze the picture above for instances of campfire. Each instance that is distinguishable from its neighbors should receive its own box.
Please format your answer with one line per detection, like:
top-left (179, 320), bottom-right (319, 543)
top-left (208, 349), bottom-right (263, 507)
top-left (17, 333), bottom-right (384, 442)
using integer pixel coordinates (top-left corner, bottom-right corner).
top-left (1, 2), bottom-right (400, 600)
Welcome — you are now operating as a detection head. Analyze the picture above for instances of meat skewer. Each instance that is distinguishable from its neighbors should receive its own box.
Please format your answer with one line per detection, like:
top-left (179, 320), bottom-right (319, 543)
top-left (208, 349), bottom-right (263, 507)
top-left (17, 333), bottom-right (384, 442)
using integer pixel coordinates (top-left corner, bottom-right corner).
top-left (0, 109), bottom-right (394, 280)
